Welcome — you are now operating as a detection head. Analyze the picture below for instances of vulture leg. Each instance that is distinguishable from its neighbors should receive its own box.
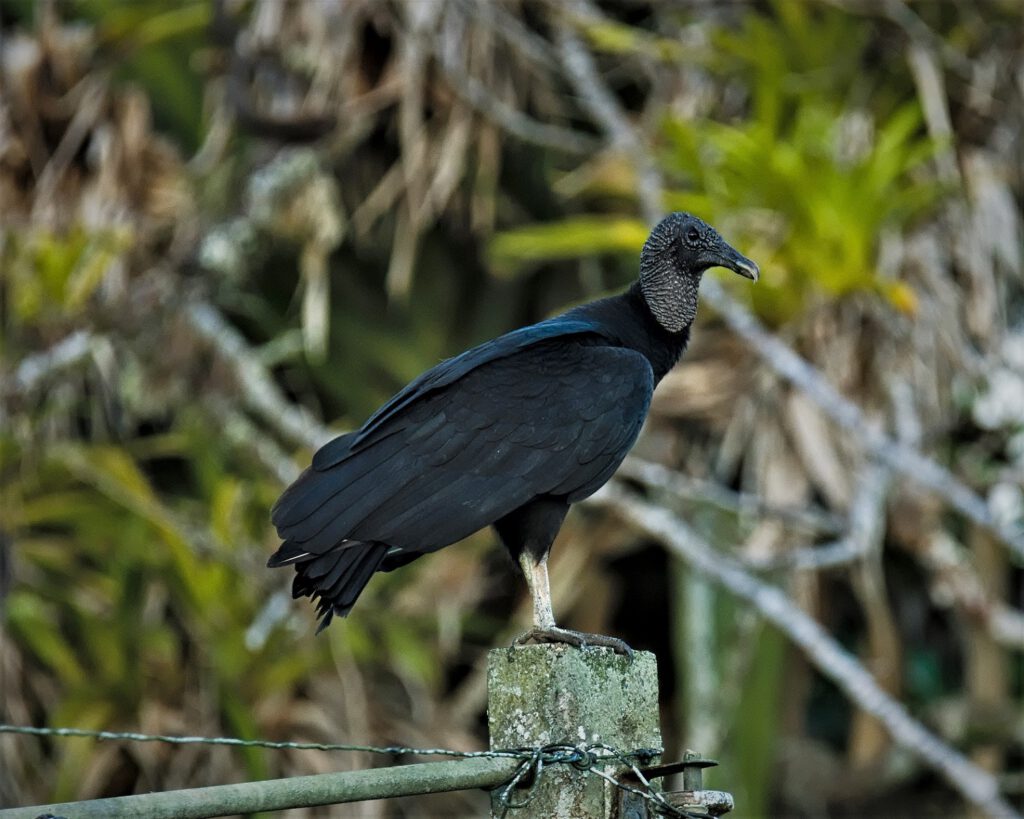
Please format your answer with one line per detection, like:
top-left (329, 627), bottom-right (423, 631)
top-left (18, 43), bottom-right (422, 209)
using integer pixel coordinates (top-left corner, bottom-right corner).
top-left (512, 545), bottom-right (634, 658)
top-left (519, 550), bottom-right (556, 629)
top-left (497, 498), bottom-right (634, 658)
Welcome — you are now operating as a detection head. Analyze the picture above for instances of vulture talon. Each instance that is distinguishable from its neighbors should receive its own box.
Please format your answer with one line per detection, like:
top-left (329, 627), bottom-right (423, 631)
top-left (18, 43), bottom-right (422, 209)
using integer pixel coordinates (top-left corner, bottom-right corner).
top-left (514, 627), bottom-right (635, 659)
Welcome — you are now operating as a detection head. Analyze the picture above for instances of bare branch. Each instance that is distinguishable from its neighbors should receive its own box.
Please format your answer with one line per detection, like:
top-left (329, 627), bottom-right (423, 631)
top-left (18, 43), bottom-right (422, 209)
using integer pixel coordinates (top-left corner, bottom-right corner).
top-left (184, 301), bottom-right (333, 452)
top-left (459, 0), bottom-right (560, 72)
top-left (589, 483), bottom-right (1021, 819)
top-left (205, 399), bottom-right (302, 487)
top-left (744, 539), bottom-right (862, 572)
top-left (698, 283), bottom-right (1024, 560)
top-left (847, 459), bottom-right (893, 557)
top-left (915, 530), bottom-right (1024, 652)
top-left (628, 458), bottom-right (887, 573)
top-left (554, 19), bottom-right (663, 225)
top-left (742, 458), bottom-right (890, 573)
top-left (3, 330), bottom-right (99, 398)
top-left (743, 459), bottom-right (891, 571)
top-left (618, 457), bottom-right (845, 536)
top-left (552, 1), bottom-right (1024, 561)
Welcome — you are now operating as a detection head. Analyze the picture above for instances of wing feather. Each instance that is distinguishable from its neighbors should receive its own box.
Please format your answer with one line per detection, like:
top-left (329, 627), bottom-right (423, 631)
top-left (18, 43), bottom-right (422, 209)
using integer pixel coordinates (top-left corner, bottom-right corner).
top-left (271, 339), bottom-right (654, 602)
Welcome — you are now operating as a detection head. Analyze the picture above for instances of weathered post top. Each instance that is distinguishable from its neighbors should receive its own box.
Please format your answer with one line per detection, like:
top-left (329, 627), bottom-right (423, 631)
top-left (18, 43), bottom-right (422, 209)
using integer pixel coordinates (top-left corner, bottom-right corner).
top-left (487, 644), bottom-right (661, 818)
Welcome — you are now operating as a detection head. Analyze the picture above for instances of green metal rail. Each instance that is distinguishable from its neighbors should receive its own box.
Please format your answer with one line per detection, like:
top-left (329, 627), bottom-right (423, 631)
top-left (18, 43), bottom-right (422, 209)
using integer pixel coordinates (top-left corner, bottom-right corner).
top-left (0, 756), bottom-right (522, 819)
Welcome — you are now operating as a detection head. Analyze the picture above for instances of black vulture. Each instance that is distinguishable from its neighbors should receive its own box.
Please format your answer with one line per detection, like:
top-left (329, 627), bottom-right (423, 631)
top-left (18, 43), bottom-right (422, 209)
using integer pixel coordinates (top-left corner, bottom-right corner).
top-left (269, 212), bottom-right (758, 652)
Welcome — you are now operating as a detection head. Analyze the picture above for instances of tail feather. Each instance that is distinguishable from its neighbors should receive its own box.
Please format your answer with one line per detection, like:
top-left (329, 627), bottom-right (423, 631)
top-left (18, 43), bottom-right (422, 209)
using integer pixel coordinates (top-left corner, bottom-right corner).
top-left (277, 539), bottom-right (389, 632)
top-left (319, 545), bottom-right (365, 589)
top-left (266, 540), bottom-right (313, 568)
top-left (268, 429), bottom-right (428, 627)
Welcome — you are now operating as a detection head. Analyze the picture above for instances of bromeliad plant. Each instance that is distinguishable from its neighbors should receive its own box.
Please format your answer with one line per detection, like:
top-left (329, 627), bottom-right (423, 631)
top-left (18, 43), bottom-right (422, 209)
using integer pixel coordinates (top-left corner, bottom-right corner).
top-left (660, 98), bottom-right (939, 325)
top-left (492, 1), bottom-right (941, 326)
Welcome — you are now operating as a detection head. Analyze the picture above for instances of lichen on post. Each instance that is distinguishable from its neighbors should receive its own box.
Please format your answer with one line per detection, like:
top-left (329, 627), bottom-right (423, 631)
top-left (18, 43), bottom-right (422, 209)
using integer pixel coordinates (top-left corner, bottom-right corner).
top-left (487, 644), bottom-right (662, 818)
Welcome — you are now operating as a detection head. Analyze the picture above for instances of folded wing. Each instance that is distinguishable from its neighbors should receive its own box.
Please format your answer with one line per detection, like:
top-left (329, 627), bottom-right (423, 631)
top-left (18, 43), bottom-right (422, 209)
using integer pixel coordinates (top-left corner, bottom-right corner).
top-left (269, 336), bottom-right (653, 626)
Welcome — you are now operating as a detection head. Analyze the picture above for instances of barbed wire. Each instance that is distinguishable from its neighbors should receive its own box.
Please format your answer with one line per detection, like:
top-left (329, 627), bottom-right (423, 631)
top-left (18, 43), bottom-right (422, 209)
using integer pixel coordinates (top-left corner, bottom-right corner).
top-left (0, 723), bottom-right (696, 817)
top-left (0, 722), bottom-right (522, 758)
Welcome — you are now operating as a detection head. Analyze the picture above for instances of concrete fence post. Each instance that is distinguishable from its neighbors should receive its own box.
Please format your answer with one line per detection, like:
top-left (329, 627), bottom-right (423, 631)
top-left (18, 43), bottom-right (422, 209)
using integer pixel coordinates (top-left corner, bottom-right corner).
top-left (487, 644), bottom-right (662, 818)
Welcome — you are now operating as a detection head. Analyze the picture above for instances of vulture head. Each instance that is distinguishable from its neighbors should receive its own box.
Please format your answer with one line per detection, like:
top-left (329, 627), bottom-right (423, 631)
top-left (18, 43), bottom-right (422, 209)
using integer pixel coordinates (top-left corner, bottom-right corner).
top-left (639, 212), bottom-right (758, 332)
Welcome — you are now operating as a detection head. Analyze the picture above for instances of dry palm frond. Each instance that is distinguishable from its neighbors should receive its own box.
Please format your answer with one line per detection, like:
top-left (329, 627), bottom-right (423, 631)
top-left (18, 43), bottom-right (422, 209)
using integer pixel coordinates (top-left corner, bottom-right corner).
top-left (215, 0), bottom-right (591, 304)
top-left (1, 20), bottom-right (189, 238)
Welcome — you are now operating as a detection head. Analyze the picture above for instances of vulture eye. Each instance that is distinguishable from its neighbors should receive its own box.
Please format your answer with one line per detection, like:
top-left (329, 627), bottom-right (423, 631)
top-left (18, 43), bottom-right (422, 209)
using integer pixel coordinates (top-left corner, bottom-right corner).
top-left (685, 227), bottom-right (700, 245)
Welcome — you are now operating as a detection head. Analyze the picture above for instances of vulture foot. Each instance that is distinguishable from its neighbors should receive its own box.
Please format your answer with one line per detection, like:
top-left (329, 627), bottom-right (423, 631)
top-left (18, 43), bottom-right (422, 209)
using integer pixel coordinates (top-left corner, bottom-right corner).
top-left (513, 627), bottom-right (634, 659)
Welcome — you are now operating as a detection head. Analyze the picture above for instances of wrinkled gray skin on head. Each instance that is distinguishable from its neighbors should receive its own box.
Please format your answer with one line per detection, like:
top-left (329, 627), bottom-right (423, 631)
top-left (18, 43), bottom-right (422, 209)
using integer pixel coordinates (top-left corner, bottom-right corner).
top-left (639, 212), bottom-right (758, 333)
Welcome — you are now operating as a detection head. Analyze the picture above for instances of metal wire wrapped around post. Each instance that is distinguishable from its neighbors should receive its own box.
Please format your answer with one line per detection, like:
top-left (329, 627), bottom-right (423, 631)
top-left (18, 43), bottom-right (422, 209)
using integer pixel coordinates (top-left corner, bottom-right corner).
top-left (488, 644), bottom-right (668, 818)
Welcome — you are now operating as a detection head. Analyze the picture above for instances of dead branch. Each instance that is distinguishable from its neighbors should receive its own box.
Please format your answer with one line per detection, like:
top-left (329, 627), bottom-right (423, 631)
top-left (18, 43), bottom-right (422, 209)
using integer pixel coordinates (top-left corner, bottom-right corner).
top-left (3, 330), bottom-right (102, 398)
top-left (590, 482), bottom-right (1021, 819)
top-left (554, 18), bottom-right (663, 226)
top-left (184, 301), bottom-right (332, 452)
top-left (618, 457), bottom-right (844, 536)
top-left (205, 399), bottom-right (302, 488)
top-left (739, 460), bottom-right (890, 571)
top-left (915, 530), bottom-right (1024, 652)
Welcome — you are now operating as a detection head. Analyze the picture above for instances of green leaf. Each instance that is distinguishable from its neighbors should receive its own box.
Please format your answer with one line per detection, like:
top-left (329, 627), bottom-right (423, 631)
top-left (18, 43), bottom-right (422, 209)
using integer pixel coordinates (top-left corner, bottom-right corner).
top-left (6, 592), bottom-right (87, 685)
top-left (726, 624), bottom-right (786, 816)
top-left (581, 20), bottom-right (686, 62)
top-left (489, 218), bottom-right (649, 275)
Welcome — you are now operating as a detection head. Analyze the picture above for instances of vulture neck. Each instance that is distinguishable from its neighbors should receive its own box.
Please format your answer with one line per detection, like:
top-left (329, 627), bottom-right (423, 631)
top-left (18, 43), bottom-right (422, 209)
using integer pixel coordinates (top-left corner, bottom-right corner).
top-left (580, 283), bottom-right (692, 383)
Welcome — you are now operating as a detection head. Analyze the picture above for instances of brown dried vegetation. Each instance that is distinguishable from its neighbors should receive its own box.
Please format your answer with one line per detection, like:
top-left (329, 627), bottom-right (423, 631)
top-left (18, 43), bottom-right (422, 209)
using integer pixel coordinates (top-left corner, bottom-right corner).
top-left (1, 2), bottom-right (1022, 817)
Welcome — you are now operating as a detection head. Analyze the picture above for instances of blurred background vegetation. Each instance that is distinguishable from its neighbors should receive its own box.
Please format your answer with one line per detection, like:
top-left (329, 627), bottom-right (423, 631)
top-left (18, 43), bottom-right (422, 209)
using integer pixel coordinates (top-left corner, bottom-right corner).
top-left (1, 1), bottom-right (1021, 816)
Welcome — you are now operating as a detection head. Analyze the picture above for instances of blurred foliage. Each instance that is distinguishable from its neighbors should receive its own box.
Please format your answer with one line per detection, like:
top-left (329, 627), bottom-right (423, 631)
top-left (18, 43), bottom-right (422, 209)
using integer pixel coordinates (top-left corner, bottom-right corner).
top-left (494, 2), bottom-right (941, 325)
top-left (2, 1), bottom-right (1022, 817)
top-left (6, 431), bottom-right (314, 793)
top-left (488, 216), bottom-right (649, 275)
top-left (660, 99), bottom-right (938, 323)
top-left (662, 1), bottom-right (941, 323)
top-left (77, 0), bottom-right (210, 148)
top-left (5, 229), bottom-right (131, 326)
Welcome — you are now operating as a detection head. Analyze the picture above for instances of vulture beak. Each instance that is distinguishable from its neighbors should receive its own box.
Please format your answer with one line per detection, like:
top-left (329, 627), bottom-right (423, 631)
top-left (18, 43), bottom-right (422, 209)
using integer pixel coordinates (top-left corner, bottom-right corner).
top-left (717, 243), bottom-right (760, 282)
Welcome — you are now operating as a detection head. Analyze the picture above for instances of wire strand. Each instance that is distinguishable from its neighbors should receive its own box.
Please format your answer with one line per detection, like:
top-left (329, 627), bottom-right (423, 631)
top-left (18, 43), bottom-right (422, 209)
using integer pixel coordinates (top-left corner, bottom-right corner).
top-left (0, 723), bottom-right (684, 816)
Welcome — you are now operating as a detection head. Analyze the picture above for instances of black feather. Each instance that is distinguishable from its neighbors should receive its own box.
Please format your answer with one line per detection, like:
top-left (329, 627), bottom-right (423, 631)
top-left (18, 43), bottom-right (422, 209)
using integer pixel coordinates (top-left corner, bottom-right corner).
top-left (269, 213), bottom-right (757, 630)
